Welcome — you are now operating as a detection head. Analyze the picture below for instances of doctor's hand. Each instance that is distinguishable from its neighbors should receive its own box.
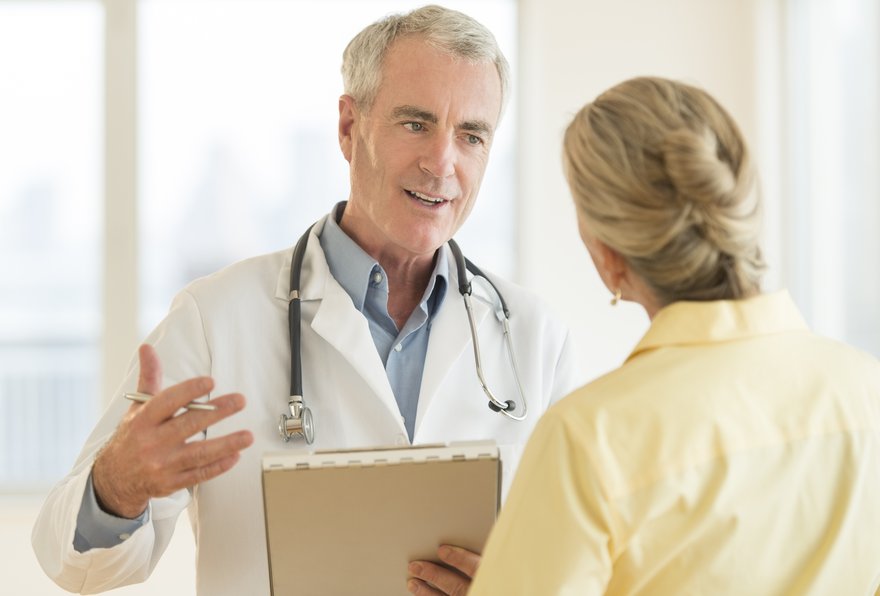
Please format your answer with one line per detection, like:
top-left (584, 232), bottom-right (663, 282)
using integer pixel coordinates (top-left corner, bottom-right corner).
top-left (91, 344), bottom-right (254, 519)
top-left (408, 544), bottom-right (481, 595)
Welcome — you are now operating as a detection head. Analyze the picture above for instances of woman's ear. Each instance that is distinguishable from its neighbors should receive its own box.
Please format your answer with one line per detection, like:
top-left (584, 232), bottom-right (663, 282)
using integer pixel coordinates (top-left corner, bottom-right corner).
top-left (593, 241), bottom-right (628, 292)
top-left (577, 214), bottom-right (625, 292)
top-left (576, 210), bottom-right (660, 316)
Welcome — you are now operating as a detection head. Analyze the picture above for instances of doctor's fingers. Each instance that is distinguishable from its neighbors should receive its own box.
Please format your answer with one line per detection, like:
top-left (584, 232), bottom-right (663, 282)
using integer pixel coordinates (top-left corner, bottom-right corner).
top-left (136, 344), bottom-right (163, 396)
top-left (406, 578), bottom-right (448, 596)
top-left (135, 376), bottom-right (217, 424)
top-left (161, 431), bottom-right (254, 491)
top-left (407, 561), bottom-right (471, 596)
top-left (156, 391), bottom-right (248, 442)
top-left (436, 545), bottom-right (481, 579)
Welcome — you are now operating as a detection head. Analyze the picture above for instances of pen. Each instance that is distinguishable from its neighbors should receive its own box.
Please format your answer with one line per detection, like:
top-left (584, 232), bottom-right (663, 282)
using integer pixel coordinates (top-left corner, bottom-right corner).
top-left (124, 391), bottom-right (217, 411)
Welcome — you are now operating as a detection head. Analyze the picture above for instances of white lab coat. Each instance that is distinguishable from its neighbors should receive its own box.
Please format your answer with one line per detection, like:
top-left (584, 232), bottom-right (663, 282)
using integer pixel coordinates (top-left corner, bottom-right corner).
top-left (32, 214), bottom-right (581, 595)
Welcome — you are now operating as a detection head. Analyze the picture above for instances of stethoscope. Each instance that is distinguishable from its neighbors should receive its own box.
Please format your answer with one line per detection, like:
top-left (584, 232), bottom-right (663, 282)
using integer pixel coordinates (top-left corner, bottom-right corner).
top-left (279, 221), bottom-right (530, 443)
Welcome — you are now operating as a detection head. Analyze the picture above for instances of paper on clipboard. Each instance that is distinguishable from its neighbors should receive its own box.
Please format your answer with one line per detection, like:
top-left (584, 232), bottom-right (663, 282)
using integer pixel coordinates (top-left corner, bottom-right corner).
top-left (261, 441), bottom-right (500, 596)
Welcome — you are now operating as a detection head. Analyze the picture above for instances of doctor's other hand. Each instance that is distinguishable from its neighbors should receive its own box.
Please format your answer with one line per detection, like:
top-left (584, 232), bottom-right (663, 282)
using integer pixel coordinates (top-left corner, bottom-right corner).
top-left (91, 344), bottom-right (254, 519)
top-left (408, 544), bottom-right (481, 595)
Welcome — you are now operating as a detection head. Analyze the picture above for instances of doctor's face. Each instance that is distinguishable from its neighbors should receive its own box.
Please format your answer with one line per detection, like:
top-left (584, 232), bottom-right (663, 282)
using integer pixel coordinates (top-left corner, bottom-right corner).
top-left (338, 35), bottom-right (503, 262)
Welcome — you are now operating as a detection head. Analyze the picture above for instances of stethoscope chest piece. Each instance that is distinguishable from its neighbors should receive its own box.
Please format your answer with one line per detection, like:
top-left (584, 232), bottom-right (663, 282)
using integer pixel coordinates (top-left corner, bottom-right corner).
top-left (279, 396), bottom-right (314, 444)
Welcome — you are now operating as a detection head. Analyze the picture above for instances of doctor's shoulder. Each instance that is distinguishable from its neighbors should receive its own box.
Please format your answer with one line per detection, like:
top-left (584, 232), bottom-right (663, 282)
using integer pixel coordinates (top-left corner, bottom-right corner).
top-left (478, 267), bottom-right (585, 394)
top-left (479, 269), bottom-right (569, 335)
top-left (175, 247), bottom-right (291, 310)
top-left (489, 272), bottom-right (579, 352)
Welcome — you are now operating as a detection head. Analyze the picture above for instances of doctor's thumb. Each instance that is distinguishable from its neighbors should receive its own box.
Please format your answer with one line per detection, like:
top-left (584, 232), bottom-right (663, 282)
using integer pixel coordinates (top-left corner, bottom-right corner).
top-left (137, 343), bottom-right (164, 396)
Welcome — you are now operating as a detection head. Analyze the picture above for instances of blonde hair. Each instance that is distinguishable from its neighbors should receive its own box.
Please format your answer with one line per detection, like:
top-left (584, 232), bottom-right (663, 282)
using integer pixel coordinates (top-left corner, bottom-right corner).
top-left (563, 76), bottom-right (765, 305)
top-left (342, 5), bottom-right (509, 115)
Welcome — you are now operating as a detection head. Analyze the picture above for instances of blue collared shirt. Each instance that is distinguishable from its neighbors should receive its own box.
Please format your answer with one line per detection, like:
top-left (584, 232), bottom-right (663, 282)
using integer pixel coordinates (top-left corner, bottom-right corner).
top-left (319, 202), bottom-right (448, 440)
top-left (74, 203), bottom-right (448, 551)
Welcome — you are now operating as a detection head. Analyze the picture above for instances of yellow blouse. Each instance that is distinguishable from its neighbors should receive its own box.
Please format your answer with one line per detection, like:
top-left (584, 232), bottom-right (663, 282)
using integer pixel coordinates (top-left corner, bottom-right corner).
top-left (470, 291), bottom-right (880, 595)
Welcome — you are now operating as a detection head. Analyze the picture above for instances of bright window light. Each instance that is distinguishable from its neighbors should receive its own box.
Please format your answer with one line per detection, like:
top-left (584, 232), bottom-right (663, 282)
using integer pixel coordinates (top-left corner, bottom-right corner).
top-left (138, 0), bottom-right (517, 333)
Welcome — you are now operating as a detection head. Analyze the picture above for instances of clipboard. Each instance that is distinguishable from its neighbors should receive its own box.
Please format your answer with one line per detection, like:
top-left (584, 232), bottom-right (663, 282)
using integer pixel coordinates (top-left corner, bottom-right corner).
top-left (261, 441), bottom-right (500, 596)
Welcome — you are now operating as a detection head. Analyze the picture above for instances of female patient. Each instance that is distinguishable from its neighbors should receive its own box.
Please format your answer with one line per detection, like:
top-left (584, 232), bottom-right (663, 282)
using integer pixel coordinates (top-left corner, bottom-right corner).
top-left (469, 77), bottom-right (880, 594)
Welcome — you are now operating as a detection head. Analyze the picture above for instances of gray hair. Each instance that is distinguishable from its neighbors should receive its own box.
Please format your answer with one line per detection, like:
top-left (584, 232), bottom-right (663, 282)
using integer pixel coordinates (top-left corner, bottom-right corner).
top-left (342, 5), bottom-right (509, 117)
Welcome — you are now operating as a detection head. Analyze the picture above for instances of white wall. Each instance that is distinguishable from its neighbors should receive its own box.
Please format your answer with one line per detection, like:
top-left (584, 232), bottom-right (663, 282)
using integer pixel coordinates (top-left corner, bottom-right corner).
top-left (516, 0), bottom-right (771, 380)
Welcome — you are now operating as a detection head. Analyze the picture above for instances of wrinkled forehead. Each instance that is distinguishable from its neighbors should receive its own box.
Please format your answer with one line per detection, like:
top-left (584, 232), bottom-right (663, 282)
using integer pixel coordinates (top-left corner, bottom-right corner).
top-left (375, 37), bottom-right (503, 126)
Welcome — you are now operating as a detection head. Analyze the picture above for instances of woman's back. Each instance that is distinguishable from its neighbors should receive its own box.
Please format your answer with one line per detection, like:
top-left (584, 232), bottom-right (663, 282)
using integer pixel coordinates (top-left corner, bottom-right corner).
top-left (470, 76), bottom-right (880, 595)
top-left (473, 292), bottom-right (880, 594)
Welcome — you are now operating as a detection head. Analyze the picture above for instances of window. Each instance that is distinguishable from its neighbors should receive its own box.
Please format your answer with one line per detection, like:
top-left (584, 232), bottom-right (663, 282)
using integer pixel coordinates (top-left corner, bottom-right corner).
top-left (138, 0), bottom-right (518, 332)
top-left (1, 0), bottom-right (517, 490)
top-left (0, 1), bottom-right (103, 488)
top-left (784, 0), bottom-right (880, 356)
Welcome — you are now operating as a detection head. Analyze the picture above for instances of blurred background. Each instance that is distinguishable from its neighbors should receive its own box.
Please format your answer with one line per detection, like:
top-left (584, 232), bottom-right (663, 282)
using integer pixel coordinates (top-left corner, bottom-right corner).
top-left (1, 0), bottom-right (877, 593)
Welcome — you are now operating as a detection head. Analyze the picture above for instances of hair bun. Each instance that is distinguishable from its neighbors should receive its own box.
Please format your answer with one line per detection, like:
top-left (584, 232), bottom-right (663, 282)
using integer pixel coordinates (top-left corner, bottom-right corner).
top-left (661, 127), bottom-right (737, 208)
top-left (563, 77), bottom-right (765, 304)
top-left (660, 126), bottom-right (760, 259)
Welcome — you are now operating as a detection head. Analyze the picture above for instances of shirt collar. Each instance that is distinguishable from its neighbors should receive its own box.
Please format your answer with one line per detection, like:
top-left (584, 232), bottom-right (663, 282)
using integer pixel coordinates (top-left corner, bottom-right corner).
top-left (318, 201), bottom-right (449, 315)
top-left (626, 290), bottom-right (809, 363)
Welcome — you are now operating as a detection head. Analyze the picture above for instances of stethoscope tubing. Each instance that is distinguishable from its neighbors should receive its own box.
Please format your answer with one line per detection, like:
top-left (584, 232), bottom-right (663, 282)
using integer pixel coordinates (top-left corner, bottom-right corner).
top-left (280, 222), bottom-right (529, 443)
top-left (449, 239), bottom-right (527, 421)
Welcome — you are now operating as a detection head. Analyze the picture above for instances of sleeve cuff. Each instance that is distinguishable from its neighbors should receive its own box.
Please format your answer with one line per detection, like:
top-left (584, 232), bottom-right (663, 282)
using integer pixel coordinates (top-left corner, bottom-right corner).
top-left (73, 472), bottom-right (150, 552)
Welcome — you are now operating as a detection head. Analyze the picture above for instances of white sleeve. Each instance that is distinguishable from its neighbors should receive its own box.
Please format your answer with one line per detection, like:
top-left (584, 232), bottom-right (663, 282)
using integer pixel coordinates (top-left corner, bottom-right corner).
top-left (549, 328), bottom-right (587, 406)
top-left (31, 290), bottom-right (209, 593)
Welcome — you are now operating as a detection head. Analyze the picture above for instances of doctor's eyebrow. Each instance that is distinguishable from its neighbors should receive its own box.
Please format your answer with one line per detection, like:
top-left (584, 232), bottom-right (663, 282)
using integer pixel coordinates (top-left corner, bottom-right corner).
top-left (391, 105), bottom-right (494, 138)
top-left (392, 105), bottom-right (437, 123)
top-left (459, 119), bottom-right (493, 138)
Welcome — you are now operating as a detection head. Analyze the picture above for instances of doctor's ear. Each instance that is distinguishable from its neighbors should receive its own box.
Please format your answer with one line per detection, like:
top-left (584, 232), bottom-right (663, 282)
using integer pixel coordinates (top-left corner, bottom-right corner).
top-left (338, 95), bottom-right (358, 162)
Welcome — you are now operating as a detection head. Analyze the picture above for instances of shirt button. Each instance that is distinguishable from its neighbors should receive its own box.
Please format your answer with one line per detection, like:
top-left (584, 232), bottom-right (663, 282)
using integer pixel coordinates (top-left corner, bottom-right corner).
top-left (395, 434), bottom-right (408, 445)
top-left (118, 533), bottom-right (131, 541)
top-left (394, 343), bottom-right (402, 352)
top-left (371, 271), bottom-right (383, 284)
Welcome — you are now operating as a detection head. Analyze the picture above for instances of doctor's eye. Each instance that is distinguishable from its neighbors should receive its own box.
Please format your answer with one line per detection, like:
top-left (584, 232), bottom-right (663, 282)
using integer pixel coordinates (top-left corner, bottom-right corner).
top-left (403, 122), bottom-right (425, 132)
top-left (465, 134), bottom-right (484, 146)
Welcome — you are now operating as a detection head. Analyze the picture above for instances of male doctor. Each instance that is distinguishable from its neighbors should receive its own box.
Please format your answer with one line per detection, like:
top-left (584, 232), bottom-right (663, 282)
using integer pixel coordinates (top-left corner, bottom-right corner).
top-left (33, 5), bottom-right (579, 595)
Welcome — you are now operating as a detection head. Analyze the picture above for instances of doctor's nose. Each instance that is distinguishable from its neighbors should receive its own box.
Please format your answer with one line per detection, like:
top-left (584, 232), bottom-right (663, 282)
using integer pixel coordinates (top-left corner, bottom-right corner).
top-left (419, 134), bottom-right (456, 178)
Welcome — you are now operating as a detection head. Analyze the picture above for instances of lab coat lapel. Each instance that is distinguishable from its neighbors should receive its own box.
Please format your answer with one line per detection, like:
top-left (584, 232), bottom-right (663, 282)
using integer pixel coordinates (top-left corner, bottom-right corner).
top-left (416, 249), bottom-right (490, 432)
top-left (310, 280), bottom-right (404, 425)
top-left (274, 216), bottom-right (404, 431)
